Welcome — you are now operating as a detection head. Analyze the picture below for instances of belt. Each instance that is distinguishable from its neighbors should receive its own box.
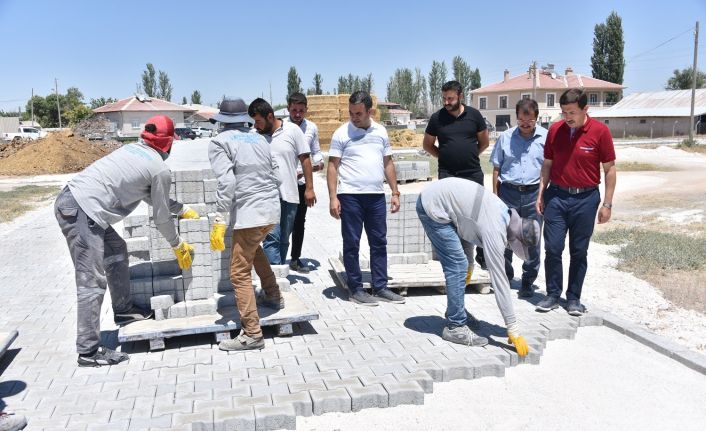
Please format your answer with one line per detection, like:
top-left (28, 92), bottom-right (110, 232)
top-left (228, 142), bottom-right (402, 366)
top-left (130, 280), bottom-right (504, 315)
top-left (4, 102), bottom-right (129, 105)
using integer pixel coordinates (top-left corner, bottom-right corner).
top-left (502, 183), bottom-right (539, 192)
top-left (551, 184), bottom-right (598, 195)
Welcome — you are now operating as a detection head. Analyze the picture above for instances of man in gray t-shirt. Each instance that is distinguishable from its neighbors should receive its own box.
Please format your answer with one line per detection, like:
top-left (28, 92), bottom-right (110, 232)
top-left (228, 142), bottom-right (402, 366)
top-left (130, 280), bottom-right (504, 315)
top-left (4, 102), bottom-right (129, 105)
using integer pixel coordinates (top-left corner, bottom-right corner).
top-left (417, 178), bottom-right (539, 357)
top-left (55, 115), bottom-right (199, 367)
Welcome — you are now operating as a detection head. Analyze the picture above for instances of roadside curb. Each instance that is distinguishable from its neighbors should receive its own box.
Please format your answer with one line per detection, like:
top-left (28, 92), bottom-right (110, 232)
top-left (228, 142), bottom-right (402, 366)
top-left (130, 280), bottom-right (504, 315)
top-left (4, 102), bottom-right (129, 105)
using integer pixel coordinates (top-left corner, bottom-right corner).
top-left (589, 306), bottom-right (706, 375)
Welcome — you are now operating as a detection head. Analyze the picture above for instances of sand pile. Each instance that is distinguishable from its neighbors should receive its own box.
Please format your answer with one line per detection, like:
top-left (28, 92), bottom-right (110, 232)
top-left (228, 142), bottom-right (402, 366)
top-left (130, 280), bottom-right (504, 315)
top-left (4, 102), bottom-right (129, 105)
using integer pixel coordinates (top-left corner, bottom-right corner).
top-left (388, 129), bottom-right (422, 148)
top-left (0, 132), bottom-right (116, 176)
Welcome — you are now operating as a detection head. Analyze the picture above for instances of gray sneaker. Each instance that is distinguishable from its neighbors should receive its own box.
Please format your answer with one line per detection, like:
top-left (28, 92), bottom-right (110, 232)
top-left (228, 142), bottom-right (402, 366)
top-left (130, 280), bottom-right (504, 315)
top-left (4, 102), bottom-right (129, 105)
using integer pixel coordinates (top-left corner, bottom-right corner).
top-left (536, 296), bottom-right (560, 312)
top-left (373, 288), bottom-right (406, 304)
top-left (567, 300), bottom-right (586, 316)
top-left (349, 290), bottom-right (379, 306)
top-left (77, 346), bottom-right (129, 367)
top-left (0, 412), bottom-right (27, 431)
top-left (219, 334), bottom-right (265, 351)
top-left (257, 293), bottom-right (284, 310)
top-left (441, 325), bottom-right (489, 347)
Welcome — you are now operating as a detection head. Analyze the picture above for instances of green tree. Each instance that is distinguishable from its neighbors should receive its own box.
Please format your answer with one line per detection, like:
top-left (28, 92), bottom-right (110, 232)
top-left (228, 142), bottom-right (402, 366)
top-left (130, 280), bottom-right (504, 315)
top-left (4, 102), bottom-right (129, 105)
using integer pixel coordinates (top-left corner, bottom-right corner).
top-left (428, 60), bottom-right (448, 109)
top-left (287, 66), bottom-right (302, 97)
top-left (191, 90), bottom-right (202, 104)
top-left (157, 70), bottom-right (172, 101)
top-left (182, 96), bottom-right (188, 104)
top-left (337, 73), bottom-right (372, 94)
top-left (471, 68), bottom-right (481, 91)
top-left (65, 104), bottom-right (92, 126)
top-left (387, 68), bottom-right (418, 114)
top-left (313, 73), bottom-right (323, 95)
top-left (89, 97), bottom-right (117, 109)
top-left (453, 56), bottom-right (473, 103)
top-left (414, 68), bottom-right (428, 117)
top-left (141, 63), bottom-right (157, 97)
top-left (665, 67), bottom-right (706, 90)
top-left (591, 11), bottom-right (625, 102)
top-left (361, 73), bottom-right (374, 94)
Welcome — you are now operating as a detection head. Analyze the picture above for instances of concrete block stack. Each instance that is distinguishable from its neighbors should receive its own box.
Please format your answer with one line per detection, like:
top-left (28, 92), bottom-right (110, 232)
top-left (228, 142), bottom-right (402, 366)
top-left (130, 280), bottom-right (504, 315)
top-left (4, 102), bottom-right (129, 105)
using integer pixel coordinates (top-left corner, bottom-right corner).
top-left (122, 168), bottom-right (291, 321)
top-left (394, 161), bottom-right (431, 183)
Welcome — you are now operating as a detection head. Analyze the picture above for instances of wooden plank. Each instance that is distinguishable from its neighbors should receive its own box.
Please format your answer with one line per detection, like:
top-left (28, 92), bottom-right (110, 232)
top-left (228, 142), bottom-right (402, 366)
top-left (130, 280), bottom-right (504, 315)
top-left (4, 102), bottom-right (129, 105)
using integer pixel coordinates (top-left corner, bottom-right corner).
top-left (118, 290), bottom-right (318, 344)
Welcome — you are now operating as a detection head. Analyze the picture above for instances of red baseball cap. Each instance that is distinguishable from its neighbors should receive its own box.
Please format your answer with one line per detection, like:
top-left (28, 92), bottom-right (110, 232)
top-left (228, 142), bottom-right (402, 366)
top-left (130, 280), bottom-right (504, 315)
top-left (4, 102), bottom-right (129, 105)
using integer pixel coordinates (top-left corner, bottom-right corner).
top-left (141, 115), bottom-right (175, 153)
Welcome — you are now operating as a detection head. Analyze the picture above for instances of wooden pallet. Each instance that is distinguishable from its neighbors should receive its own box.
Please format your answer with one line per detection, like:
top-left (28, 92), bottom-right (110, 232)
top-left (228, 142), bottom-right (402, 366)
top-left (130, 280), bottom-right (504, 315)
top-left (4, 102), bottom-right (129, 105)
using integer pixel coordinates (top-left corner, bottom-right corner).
top-left (118, 290), bottom-right (318, 351)
top-left (329, 256), bottom-right (491, 295)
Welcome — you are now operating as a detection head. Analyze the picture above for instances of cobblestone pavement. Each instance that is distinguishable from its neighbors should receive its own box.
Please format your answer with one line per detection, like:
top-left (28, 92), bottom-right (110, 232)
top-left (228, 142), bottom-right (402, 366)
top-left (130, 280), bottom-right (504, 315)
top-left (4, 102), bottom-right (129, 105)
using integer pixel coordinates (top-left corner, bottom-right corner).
top-left (0, 176), bottom-right (593, 430)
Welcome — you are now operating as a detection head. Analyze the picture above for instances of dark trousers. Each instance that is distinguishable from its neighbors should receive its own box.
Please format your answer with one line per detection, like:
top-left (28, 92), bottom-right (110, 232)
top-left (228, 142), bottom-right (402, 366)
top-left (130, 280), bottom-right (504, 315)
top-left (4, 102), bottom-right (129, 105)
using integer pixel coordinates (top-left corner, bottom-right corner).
top-left (498, 183), bottom-right (542, 286)
top-left (290, 183), bottom-right (308, 261)
top-left (339, 193), bottom-right (388, 292)
top-left (438, 167), bottom-right (485, 265)
top-left (543, 186), bottom-right (601, 301)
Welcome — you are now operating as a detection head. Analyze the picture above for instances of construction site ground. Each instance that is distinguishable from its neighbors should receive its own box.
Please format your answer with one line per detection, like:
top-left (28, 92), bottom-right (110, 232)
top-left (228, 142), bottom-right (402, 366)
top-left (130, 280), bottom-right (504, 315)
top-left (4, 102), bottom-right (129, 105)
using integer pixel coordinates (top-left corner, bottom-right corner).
top-left (0, 138), bottom-right (705, 430)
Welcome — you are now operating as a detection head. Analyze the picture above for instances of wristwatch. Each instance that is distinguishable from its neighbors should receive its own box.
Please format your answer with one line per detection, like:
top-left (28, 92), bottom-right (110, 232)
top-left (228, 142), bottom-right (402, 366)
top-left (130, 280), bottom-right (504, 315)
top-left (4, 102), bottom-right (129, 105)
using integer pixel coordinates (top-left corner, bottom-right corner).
top-left (602, 202), bottom-right (613, 209)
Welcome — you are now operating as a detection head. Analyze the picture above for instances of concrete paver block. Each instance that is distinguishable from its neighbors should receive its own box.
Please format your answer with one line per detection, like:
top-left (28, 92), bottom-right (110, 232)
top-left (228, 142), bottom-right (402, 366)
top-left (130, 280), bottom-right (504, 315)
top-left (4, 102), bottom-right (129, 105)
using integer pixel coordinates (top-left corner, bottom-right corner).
top-left (214, 406), bottom-right (255, 431)
top-left (347, 384), bottom-right (389, 411)
top-left (254, 404), bottom-right (296, 431)
top-left (383, 380), bottom-right (425, 407)
top-left (272, 391), bottom-right (314, 417)
top-left (309, 388), bottom-right (352, 415)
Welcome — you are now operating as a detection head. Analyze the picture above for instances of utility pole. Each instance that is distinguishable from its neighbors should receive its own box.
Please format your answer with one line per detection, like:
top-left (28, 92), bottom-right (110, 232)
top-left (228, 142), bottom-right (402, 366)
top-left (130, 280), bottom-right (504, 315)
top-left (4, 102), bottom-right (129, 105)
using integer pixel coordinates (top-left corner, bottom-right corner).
top-left (31, 88), bottom-right (34, 125)
top-left (55, 78), bottom-right (62, 128)
top-left (689, 21), bottom-right (699, 142)
top-left (269, 81), bottom-right (273, 105)
top-left (530, 61), bottom-right (537, 100)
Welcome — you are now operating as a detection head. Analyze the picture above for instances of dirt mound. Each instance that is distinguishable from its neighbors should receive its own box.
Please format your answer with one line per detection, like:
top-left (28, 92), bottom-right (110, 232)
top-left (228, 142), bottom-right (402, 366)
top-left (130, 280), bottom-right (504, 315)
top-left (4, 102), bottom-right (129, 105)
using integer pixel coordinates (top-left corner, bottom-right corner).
top-left (0, 132), bottom-right (116, 176)
top-left (389, 129), bottom-right (423, 148)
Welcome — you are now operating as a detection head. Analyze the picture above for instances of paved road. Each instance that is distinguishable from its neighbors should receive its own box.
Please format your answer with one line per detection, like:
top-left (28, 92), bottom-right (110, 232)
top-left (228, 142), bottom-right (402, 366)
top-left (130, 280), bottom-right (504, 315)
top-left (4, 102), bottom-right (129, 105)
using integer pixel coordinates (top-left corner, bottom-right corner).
top-left (1, 167), bottom-right (704, 430)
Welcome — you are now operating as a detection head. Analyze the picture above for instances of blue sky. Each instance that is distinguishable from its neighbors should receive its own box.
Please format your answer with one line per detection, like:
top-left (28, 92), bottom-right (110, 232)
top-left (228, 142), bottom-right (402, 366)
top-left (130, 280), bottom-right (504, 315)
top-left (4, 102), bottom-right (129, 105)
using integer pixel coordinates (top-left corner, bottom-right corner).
top-left (0, 0), bottom-right (704, 112)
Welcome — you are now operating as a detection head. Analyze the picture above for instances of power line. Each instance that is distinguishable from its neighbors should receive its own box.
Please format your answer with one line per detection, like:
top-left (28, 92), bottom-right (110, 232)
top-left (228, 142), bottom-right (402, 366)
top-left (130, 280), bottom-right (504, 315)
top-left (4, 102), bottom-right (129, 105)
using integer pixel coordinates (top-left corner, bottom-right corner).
top-left (627, 26), bottom-right (694, 61)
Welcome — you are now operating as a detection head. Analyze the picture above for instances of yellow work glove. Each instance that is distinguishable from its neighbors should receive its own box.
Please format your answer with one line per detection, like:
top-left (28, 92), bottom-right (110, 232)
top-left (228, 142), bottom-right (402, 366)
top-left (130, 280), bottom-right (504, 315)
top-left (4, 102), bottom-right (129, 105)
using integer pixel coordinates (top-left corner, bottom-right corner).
top-left (507, 323), bottom-right (529, 357)
top-left (210, 212), bottom-right (226, 251)
top-left (179, 206), bottom-right (200, 219)
top-left (173, 240), bottom-right (194, 270)
top-left (465, 265), bottom-right (474, 285)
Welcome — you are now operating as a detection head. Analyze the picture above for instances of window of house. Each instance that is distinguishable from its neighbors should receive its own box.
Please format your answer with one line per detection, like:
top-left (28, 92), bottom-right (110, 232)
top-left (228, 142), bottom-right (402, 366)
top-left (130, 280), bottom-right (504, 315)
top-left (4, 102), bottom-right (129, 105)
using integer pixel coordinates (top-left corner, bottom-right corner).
top-left (589, 93), bottom-right (599, 104)
top-left (131, 119), bottom-right (140, 130)
top-left (479, 97), bottom-right (487, 110)
top-left (546, 93), bottom-right (555, 107)
top-left (604, 120), bottom-right (610, 124)
top-left (639, 119), bottom-right (646, 124)
top-left (521, 93), bottom-right (531, 100)
top-left (499, 95), bottom-right (508, 109)
top-left (496, 115), bottom-right (511, 131)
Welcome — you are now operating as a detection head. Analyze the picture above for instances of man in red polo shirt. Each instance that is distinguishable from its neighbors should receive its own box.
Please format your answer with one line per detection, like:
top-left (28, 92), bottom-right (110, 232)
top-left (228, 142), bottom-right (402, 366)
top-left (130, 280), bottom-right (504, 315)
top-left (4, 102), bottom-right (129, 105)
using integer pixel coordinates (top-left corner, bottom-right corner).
top-left (535, 88), bottom-right (616, 316)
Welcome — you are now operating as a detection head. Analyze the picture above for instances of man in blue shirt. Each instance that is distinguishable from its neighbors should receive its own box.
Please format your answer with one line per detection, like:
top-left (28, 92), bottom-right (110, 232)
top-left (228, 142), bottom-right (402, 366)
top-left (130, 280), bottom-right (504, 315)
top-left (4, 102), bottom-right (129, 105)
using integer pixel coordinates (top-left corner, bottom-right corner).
top-left (490, 98), bottom-right (546, 298)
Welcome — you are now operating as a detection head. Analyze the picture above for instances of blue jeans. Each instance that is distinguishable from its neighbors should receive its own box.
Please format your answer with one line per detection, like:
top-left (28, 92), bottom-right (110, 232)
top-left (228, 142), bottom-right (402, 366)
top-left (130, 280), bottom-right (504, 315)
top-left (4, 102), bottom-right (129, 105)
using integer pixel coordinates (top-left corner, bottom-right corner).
top-left (498, 183), bottom-right (542, 286)
top-left (263, 199), bottom-right (299, 265)
top-left (417, 198), bottom-right (470, 328)
top-left (339, 194), bottom-right (388, 293)
top-left (543, 185), bottom-right (601, 301)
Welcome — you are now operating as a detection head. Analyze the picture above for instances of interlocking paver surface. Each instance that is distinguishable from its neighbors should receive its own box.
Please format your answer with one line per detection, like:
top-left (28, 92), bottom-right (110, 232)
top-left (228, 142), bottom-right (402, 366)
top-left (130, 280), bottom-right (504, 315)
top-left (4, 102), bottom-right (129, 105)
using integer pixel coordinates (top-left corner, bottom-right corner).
top-left (0, 175), bottom-right (587, 430)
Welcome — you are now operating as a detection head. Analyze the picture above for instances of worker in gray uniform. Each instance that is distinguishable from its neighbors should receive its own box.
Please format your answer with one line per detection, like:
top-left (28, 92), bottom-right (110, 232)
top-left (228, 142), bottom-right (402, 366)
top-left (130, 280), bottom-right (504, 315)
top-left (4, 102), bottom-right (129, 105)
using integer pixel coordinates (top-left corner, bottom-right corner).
top-left (55, 115), bottom-right (198, 367)
top-left (417, 177), bottom-right (539, 356)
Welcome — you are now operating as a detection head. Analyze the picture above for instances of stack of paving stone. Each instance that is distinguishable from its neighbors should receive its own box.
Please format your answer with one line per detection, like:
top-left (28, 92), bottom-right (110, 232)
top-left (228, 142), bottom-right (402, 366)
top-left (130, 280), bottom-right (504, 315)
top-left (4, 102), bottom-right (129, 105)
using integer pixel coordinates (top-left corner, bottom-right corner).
top-left (349, 192), bottom-right (433, 268)
top-left (394, 160), bottom-right (431, 183)
top-left (122, 168), bottom-right (291, 321)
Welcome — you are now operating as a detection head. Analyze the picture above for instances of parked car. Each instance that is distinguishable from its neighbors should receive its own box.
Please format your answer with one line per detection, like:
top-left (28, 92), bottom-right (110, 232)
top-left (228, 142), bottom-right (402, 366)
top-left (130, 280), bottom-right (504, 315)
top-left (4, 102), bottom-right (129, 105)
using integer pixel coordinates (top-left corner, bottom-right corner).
top-left (2, 126), bottom-right (47, 141)
top-left (175, 127), bottom-right (196, 140)
top-left (192, 127), bottom-right (214, 138)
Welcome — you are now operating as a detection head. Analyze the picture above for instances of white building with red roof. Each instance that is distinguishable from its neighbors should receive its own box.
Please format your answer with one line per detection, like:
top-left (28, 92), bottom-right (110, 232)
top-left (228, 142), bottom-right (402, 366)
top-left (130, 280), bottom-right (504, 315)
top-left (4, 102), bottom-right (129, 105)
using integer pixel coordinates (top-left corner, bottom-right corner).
top-left (378, 101), bottom-right (412, 125)
top-left (471, 65), bottom-right (625, 131)
top-left (92, 95), bottom-right (196, 137)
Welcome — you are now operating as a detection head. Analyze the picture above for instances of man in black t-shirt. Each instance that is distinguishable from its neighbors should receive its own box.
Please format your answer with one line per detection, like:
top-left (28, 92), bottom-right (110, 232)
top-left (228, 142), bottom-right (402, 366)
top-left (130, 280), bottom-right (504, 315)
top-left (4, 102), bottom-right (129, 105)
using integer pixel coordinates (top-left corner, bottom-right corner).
top-left (423, 80), bottom-right (491, 278)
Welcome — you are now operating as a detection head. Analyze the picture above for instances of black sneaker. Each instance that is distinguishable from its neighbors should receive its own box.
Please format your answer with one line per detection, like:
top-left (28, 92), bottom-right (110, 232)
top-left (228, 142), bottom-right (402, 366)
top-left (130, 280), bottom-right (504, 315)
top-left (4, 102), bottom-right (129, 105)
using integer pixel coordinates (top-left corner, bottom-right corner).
top-left (567, 300), bottom-right (586, 316)
top-left (441, 325), bottom-right (488, 347)
top-left (77, 346), bottom-right (129, 367)
top-left (536, 296), bottom-right (560, 312)
top-left (114, 306), bottom-right (153, 326)
top-left (475, 252), bottom-right (488, 271)
top-left (349, 290), bottom-right (378, 306)
top-left (219, 334), bottom-right (265, 351)
top-left (257, 294), bottom-right (284, 310)
top-left (373, 288), bottom-right (406, 304)
top-left (0, 412), bottom-right (27, 431)
top-left (518, 283), bottom-right (534, 298)
top-left (289, 259), bottom-right (310, 274)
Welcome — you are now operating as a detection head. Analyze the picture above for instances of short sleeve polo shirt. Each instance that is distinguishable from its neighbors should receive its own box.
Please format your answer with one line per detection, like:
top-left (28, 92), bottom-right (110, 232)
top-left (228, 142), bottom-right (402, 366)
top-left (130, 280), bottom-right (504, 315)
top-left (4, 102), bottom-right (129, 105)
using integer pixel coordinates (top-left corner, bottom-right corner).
top-left (425, 104), bottom-right (487, 175)
top-left (269, 121), bottom-right (310, 203)
top-left (545, 116), bottom-right (615, 188)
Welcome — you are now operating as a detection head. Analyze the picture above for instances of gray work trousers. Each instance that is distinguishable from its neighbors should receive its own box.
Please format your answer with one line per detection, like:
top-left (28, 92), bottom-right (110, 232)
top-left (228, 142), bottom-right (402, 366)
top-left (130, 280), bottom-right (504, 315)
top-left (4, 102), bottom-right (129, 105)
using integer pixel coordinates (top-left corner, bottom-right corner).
top-left (54, 187), bottom-right (132, 354)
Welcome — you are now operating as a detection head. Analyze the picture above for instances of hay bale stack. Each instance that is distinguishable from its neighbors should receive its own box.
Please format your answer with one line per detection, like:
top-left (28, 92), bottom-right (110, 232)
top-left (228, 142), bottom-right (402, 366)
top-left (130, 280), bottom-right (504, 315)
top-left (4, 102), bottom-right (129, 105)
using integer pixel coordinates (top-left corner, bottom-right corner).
top-left (306, 93), bottom-right (380, 149)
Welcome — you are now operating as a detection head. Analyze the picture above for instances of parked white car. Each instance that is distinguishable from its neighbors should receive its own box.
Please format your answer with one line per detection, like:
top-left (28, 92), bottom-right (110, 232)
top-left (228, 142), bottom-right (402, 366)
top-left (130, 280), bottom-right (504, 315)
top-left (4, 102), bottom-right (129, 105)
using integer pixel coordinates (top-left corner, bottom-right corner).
top-left (2, 126), bottom-right (48, 141)
top-left (192, 127), bottom-right (214, 138)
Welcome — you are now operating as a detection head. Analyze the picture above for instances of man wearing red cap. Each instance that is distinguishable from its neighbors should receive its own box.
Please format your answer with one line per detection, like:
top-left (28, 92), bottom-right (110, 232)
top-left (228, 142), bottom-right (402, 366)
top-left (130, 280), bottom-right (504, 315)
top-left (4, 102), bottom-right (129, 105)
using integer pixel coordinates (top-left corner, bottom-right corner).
top-left (54, 115), bottom-right (199, 367)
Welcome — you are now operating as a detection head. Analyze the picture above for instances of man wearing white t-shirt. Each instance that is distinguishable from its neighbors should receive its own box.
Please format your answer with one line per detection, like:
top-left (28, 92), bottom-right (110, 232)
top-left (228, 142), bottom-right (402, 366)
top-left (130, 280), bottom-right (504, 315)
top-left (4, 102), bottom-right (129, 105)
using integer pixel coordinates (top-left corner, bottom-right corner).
top-left (286, 92), bottom-right (324, 274)
top-left (327, 91), bottom-right (405, 306)
top-left (248, 98), bottom-right (315, 265)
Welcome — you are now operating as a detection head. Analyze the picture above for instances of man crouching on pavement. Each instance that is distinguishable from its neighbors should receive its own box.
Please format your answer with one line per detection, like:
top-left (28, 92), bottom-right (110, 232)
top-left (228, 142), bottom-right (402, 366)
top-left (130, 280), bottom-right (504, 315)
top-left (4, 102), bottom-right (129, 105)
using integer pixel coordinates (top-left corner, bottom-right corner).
top-left (55, 115), bottom-right (199, 367)
top-left (417, 178), bottom-right (539, 357)
top-left (208, 97), bottom-right (283, 351)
